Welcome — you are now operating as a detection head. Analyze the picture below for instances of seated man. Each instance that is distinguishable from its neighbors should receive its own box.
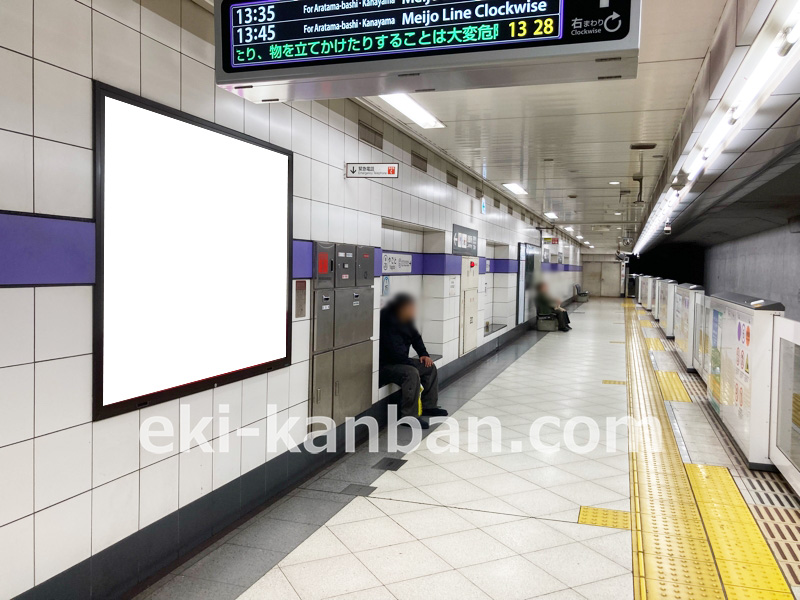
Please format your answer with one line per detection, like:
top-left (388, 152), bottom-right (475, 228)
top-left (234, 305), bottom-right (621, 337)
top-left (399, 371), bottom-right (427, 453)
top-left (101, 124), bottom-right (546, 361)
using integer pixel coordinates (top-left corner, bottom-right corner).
top-left (535, 282), bottom-right (572, 332)
top-left (379, 293), bottom-right (447, 429)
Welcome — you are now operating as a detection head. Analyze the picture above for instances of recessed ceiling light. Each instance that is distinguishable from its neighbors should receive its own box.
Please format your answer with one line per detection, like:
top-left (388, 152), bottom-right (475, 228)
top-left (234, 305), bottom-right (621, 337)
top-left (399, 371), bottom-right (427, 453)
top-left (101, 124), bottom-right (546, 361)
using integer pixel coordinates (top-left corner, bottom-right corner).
top-left (379, 94), bottom-right (445, 129)
top-left (503, 183), bottom-right (527, 195)
top-left (576, 235), bottom-right (584, 240)
top-left (589, 245), bottom-right (595, 249)
top-left (565, 226), bottom-right (574, 232)
top-left (544, 212), bottom-right (558, 220)
top-left (584, 241), bottom-right (590, 245)
top-left (617, 227), bottom-right (622, 230)
top-left (609, 181), bottom-right (621, 185)
top-left (614, 212), bottom-right (622, 215)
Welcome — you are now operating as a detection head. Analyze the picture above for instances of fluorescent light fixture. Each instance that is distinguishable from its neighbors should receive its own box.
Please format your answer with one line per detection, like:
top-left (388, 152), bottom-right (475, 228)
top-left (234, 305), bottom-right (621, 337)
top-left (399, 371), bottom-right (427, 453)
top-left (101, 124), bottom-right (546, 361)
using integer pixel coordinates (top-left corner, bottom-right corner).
top-left (379, 94), bottom-right (445, 129)
top-left (565, 226), bottom-right (574, 232)
top-left (584, 241), bottom-right (590, 245)
top-left (544, 212), bottom-right (558, 220)
top-left (503, 183), bottom-right (527, 195)
top-left (590, 245), bottom-right (595, 249)
top-left (614, 212), bottom-right (622, 215)
top-left (609, 181), bottom-right (621, 185)
top-left (576, 235), bottom-right (584, 240)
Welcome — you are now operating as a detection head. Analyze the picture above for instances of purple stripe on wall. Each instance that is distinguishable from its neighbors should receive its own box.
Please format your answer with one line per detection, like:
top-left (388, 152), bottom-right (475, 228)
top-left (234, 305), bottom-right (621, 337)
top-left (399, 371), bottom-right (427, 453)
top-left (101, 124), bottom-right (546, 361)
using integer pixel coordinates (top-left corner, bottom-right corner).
top-left (491, 259), bottom-right (518, 274)
top-left (423, 253), bottom-right (462, 275)
top-left (479, 257), bottom-right (486, 275)
top-left (292, 240), bottom-right (313, 279)
top-left (0, 213), bottom-right (95, 286)
top-left (374, 247), bottom-right (382, 277)
top-left (541, 263), bottom-right (583, 272)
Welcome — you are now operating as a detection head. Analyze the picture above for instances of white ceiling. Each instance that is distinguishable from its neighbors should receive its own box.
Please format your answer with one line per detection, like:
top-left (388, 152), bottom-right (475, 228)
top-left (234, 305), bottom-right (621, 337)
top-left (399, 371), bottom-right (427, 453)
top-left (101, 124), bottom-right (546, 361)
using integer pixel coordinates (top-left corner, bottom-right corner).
top-left (366, 0), bottom-right (729, 251)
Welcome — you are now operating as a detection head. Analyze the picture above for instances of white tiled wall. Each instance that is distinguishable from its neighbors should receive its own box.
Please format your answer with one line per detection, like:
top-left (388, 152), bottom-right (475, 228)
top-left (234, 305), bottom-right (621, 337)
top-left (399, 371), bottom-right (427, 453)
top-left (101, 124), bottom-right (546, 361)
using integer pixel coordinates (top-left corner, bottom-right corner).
top-left (0, 1), bottom-right (581, 596)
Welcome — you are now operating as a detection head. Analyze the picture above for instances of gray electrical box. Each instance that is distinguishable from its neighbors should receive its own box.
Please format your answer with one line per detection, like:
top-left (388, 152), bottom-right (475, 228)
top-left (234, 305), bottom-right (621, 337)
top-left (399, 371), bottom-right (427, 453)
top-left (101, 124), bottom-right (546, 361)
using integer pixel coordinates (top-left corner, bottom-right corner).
top-left (334, 287), bottom-right (374, 348)
top-left (313, 242), bottom-right (335, 289)
top-left (335, 244), bottom-right (355, 287)
top-left (313, 291), bottom-right (335, 353)
top-left (356, 246), bottom-right (375, 287)
top-left (332, 341), bottom-right (373, 425)
top-left (311, 352), bottom-right (334, 425)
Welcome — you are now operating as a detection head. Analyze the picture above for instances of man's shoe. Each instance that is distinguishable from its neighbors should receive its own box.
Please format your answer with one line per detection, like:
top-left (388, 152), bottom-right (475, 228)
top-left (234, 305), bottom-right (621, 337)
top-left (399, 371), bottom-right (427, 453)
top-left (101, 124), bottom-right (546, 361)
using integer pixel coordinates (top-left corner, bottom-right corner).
top-left (559, 328), bottom-right (570, 332)
top-left (422, 407), bottom-right (448, 417)
top-left (400, 418), bottom-right (430, 430)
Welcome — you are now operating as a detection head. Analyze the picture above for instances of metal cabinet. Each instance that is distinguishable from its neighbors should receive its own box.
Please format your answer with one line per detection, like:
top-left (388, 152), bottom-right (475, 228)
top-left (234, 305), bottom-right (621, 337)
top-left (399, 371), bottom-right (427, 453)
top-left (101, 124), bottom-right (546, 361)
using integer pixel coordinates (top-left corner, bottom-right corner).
top-left (334, 287), bottom-right (374, 348)
top-left (313, 291), bottom-right (335, 352)
top-left (332, 341), bottom-right (373, 425)
top-left (311, 352), bottom-right (333, 423)
top-left (356, 246), bottom-right (375, 286)
top-left (313, 242), bottom-right (335, 289)
top-left (335, 243), bottom-right (355, 287)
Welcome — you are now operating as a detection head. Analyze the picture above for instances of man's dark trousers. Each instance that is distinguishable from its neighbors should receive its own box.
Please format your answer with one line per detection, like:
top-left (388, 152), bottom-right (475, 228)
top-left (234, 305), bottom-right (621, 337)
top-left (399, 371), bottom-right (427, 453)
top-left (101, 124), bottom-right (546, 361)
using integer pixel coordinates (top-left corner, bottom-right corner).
top-left (380, 362), bottom-right (439, 417)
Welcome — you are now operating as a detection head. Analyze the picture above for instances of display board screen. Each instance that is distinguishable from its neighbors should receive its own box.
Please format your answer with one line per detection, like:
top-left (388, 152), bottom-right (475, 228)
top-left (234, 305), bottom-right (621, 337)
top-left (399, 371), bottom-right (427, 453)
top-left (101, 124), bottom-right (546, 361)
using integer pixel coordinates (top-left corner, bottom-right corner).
top-left (94, 85), bottom-right (292, 418)
top-left (220, 0), bottom-right (632, 72)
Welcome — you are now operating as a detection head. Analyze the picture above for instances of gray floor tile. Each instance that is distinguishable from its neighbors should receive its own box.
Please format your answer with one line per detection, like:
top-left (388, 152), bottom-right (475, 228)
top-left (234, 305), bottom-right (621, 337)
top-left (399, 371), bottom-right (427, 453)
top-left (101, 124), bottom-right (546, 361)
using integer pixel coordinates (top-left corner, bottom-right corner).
top-left (148, 575), bottom-right (246, 600)
top-left (182, 543), bottom-right (285, 588)
top-left (230, 516), bottom-right (320, 553)
top-left (267, 495), bottom-right (349, 525)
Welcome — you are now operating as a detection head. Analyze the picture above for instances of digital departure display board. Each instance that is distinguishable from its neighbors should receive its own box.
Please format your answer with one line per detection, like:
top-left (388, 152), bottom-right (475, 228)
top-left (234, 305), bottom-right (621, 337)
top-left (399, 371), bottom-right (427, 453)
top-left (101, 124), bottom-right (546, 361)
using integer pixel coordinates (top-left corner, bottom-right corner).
top-left (216, 0), bottom-right (640, 101)
top-left (222, 0), bottom-right (630, 70)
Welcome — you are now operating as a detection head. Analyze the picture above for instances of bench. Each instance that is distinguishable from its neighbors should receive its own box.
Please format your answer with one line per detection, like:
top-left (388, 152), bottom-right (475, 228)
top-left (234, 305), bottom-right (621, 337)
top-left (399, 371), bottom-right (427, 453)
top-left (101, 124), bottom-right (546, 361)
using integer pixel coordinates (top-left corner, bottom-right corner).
top-left (378, 354), bottom-right (444, 400)
top-left (574, 284), bottom-right (590, 303)
top-left (536, 313), bottom-right (559, 331)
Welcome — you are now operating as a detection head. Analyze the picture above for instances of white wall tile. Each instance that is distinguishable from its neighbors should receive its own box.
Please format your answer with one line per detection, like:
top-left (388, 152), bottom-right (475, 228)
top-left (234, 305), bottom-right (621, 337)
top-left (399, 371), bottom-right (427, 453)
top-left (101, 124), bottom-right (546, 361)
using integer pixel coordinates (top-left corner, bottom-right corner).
top-left (293, 196), bottom-right (311, 240)
top-left (141, 36), bottom-right (181, 109)
top-left (33, 138), bottom-right (92, 218)
top-left (179, 443), bottom-right (212, 507)
top-left (91, 472), bottom-right (138, 553)
top-left (244, 101), bottom-right (270, 141)
top-left (34, 354), bottom-right (92, 436)
top-left (93, 411), bottom-right (139, 486)
top-left (93, 0), bottom-right (141, 30)
top-left (241, 418), bottom-right (266, 474)
top-left (215, 86), bottom-right (244, 132)
top-left (34, 286), bottom-right (92, 361)
top-left (180, 0), bottom-right (214, 66)
top-left (291, 319), bottom-right (310, 364)
top-left (328, 205), bottom-right (344, 243)
top-left (140, 399), bottom-right (179, 468)
top-left (180, 55), bottom-right (213, 121)
top-left (0, 0), bottom-right (33, 56)
top-left (33, 0), bottom-right (91, 76)
top-left (213, 381), bottom-right (242, 438)
top-left (267, 367), bottom-right (290, 415)
top-left (34, 423), bottom-right (92, 511)
top-left (142, 0), bottom-right (180, 50)
top-left (212, 432), bottom-right (240, 489)
top-left (242, 373), bottom-right (268, 426)
top-left (0, 288), bottom-right (33, 368)
top-left (179, 389), bottom-right (212, 450)
top-left (0, 516), bottom-right (33, 599)
top-left (311, 160), bottom-right (329, 203)
top-left (34, 492), bottom-right (91, 584)
top-left (93, 11), bottom-right (141, 94)
top-left (0, 440), bottom-right (33, 526)
top-left (139, 454), bottom-right (178, 528)
top-left (311, 118), bottom-right (328, 163)
top-left (0, 129), bottom-right (33, 212)
top-left (287, 401), bottom-right (309, 450)
top-left (0, 364), bottom-right (33, 447)
top-left (33, 60), bottom-right (91, 147)
top-left (289, 362), bottom-right (309, 406)
top-left (270, 102), bottom-right (292, 150)
top-left (292, 109), bottom-right (311, 157)
top-left (310, 201), bottom-right (328, 241)
top-left (0, 48), bottom-right (32, 135)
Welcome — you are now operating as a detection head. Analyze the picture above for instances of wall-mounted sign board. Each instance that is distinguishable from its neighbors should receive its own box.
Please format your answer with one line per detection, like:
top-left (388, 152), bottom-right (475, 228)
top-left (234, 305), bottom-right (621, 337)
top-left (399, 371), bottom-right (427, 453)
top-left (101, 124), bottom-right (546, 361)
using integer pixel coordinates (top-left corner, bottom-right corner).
top-left (346, 163), bottom-right (399, 178)
top-left (452, 224), bottom-right (478, 256)
top-left (216, 0), bottom-right (641, 102)
top-left (382, 252), bottom-right (414, 273)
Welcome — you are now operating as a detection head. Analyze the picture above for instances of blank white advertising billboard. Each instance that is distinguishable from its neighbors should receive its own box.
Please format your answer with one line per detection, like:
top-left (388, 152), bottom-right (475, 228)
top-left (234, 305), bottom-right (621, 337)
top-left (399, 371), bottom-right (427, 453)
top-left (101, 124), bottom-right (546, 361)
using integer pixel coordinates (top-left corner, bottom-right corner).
top-left (95, 86), bottom-right (291, 417)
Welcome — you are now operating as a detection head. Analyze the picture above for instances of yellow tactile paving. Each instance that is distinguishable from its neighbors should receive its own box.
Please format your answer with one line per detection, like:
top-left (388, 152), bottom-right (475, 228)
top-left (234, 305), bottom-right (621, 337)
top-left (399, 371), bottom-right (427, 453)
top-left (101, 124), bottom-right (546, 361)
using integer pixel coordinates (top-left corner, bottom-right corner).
top-left (655, 371), bottom-right (692, 402)
top-left (603, 380), bottom-right (627, 386)
top-left (623, 301), bottom-right (793, 599)
top-left (578, 506), bottom-right (631, 530)
top-left (645, 338), bottom-right (665, 351)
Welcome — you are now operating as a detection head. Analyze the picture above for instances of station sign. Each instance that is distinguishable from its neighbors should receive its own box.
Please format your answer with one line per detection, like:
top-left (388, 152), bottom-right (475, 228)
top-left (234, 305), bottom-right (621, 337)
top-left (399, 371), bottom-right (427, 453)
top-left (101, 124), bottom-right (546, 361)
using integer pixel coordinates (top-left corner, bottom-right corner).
top-left (345, 162), bottom-right (399, 178)
top-left (452, 224), bottom-right (478, 256)
top-left (216, 0), bottom-right (641, 101)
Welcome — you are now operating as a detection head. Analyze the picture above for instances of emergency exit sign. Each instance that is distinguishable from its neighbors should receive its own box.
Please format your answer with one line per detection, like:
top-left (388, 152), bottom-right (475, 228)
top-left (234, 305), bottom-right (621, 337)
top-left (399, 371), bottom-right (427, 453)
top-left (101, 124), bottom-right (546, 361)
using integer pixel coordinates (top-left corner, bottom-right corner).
top-left (345, 163), bottom-right (399, 178)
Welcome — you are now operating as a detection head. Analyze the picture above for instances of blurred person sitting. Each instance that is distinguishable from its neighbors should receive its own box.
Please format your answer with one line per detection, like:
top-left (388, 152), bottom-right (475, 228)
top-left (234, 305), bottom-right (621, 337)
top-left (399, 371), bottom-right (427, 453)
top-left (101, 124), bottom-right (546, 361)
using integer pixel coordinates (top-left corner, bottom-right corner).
top-left (379, 293), bottom-right (448, 429)
top-left (535, 281), bottom-right (572, 332)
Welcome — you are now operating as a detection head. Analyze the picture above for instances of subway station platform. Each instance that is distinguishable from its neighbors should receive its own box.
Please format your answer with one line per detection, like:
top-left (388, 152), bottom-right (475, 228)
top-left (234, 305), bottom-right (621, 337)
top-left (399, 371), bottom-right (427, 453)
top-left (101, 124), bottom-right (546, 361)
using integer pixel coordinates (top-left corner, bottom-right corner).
top-left (133, 299), bottom-right (800, 600)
